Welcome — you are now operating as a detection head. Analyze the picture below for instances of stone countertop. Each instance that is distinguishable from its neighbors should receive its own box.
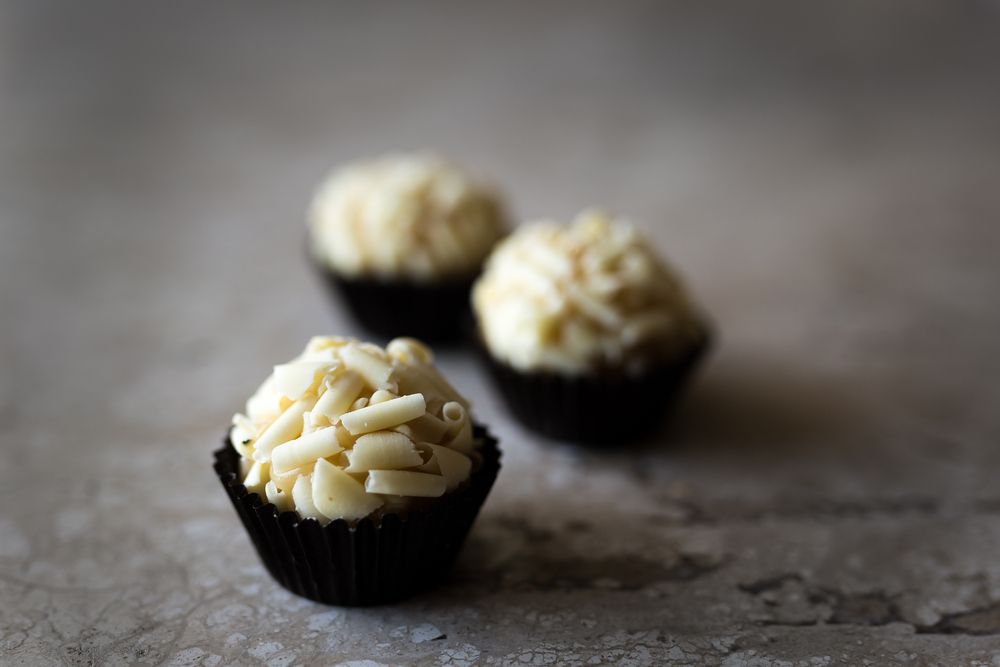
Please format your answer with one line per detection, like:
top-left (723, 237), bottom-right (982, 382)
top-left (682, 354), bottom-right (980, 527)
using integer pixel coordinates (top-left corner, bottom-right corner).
top-left (2, 2), bottom-right (1000, 665)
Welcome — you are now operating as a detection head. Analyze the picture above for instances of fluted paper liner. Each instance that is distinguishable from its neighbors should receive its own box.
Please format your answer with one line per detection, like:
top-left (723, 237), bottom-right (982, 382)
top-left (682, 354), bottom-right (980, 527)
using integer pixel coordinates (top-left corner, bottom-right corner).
top-left (214, 425), bottom-right (500, 606)
top-left (479, 330), bottom-right (711, 444)
top-left (314, 257), bottom-right (477, 344)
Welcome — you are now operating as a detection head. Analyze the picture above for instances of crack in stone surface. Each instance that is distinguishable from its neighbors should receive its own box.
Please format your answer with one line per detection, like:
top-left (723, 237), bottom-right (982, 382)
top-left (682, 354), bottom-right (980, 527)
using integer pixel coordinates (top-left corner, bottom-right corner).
top-left (462, 513), bottom-right (729, 594)
top-left (667, 496), bottom-right (943, 526)
top-left (480, 553), bottom-right (727, 593)
top-left (739, 574), bottom-right (1000, 636)
top-left (738, 573), bottom-right (804, 596)
top-left (916, 602), bottom-right (1000, 636)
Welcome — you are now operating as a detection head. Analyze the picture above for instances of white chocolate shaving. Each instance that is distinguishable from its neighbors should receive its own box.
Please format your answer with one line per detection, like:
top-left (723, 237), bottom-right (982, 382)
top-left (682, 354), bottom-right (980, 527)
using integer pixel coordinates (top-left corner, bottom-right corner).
top-left (365, 470), bottom-right (447, 497)
top-left (392, 423), bottom-right (415, 438)
top-left (311, 371), bottom-right (364, 425)
top-left (304, 335), bottom-right (351, 354)
top-left (341, 344), bottom-right (395, 391)
top-left (302, 412), bottom-right (319, 435)
top-left (407, 413), bottom-right (450, 442)
top-left (252, 395), bottom-right (317, 462)
top-left (313, 459), bottom-right (384, 521)
top-left (273, 361), bottom-right (338, 401)
top-left (245, 376), bottom-right (283, 428)
top-left (291, 475), bottom-right (322, 521)
top-left (445, 416), bottom-right (475, 454)
top-left (426, 444), bottom-right (472, 491)
top-left (369, 389), bottom-right (398, 405)
top-left (344, 431), bottom-right (423, 472)
top-left (243, 460), bottom-right (269, 496)
top-left (386, 337), bottom-right (433, 364)
top-left (272, 466), bottom-right (303, 495)
top-left (411, 364), bottom-right (469, 410)
top-left (393, 363), bottom-right (470, 411)
top-left (265, 480), bottom-right (293, 513)
top-left (270, 427), bottom-right (343, 475)
top-left (340, 393), bottom-right (426, 436)
top-left (334, 423), bottom-right (355, 450)
top-left (230, 413), bottom-right (256, 458)
top-left (441, 401), bottom-right (467, 436)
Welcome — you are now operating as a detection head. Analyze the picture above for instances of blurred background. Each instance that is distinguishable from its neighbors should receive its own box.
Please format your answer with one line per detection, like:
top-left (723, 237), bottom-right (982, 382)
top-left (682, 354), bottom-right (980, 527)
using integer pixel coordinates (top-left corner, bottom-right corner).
top-left (2, 1), bottom-right (1000, 664)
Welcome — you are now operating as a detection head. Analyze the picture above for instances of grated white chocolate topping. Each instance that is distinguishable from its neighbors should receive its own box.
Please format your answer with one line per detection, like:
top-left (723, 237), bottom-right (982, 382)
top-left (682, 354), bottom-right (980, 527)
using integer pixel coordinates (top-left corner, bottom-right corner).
top-left (231, 336), bottom-right (480, 523)
top-left (308, 153), bottom-right (507, 281)
top-left (472, 210), bottom-right (703, 375)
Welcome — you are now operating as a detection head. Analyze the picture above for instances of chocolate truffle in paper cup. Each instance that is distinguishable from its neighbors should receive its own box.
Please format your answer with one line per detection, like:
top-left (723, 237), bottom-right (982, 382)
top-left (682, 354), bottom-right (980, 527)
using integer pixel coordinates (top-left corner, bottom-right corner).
top-left (308, 153), bottom-right (508, 343)
top-left (472, 210), bottom-right (710, 444)
top-left (214, 336), bottom-right (501, 606)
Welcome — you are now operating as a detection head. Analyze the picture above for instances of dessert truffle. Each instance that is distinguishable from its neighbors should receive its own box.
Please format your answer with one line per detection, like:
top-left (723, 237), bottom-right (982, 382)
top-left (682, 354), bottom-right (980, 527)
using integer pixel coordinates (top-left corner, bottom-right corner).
top-left (214, 336), bottom-right (500, 605)
top-left (472, 209), bottom-right (709, 442)
top-left (309, 153), bottom-right (508, 342)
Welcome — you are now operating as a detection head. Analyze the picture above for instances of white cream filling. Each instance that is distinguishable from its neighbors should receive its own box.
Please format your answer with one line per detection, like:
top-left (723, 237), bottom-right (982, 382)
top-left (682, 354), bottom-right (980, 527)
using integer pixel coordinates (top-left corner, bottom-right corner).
top-left (309, 153), bottom-right (507, 281)
top-left (472, 209), bottom-right (701, 375)
top-left (231, 336), bottom-right (480, 523)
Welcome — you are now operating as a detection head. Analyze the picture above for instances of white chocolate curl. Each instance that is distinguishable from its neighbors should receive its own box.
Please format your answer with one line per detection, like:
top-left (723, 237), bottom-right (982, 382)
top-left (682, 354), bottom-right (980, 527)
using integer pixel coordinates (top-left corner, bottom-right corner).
top-left (311, 371), bottom-right (364, 425)
top-left (313, 459), bottom-right (383, 521)
top-left (365, 470), bottom-right (447, 497)
top-left (340, 394), bottom-right (426, 436)
top-left (270, 427), bottom-right (342, 476)
top-left (344, 432), bottom-right (423, 472)
top-left (292, 475), bottom-right (322, 520)
top-left (243, 460), bottom-right (269, 495)
top-left (340, 344), bottom-right (396, 391)
top-left (252, 395), bottom-right (317, 462)
top-left (273, 361), bottom-right (338, 401)
top-left (425, 444), bottom-right (472, 491)
top-left (230, 336), bottom-right (482, 523)
top-left (265, 481), bottom-right (292, 513)
top-left (386, 337), bottom-right (434, 364)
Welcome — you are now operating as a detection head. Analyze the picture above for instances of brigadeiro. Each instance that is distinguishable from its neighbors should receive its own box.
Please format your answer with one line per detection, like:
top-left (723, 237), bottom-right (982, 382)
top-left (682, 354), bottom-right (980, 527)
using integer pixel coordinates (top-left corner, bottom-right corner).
top-left (308, 153), bottom-right (508, 343)
top-left (472, 209), bottom-right (710, 443)
top-left (213, 335), bottom-right (500, 605)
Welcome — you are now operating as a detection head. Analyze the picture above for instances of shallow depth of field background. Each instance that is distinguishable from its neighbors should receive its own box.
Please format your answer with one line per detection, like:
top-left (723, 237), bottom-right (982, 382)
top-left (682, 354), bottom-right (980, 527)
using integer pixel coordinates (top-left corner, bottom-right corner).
top-left (2, 2), bottom-right (1000, 664)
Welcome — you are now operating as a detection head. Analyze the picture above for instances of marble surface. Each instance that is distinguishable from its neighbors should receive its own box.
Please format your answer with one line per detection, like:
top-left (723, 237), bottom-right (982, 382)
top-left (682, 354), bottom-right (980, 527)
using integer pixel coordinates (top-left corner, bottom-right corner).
top-left (3, 1), bottom-right (1000, 665)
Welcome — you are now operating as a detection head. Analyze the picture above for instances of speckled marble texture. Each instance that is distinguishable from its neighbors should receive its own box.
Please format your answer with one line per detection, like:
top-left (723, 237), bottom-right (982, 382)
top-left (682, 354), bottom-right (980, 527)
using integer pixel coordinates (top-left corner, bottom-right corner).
top-left (3, 1), bottom-right (1000, 665)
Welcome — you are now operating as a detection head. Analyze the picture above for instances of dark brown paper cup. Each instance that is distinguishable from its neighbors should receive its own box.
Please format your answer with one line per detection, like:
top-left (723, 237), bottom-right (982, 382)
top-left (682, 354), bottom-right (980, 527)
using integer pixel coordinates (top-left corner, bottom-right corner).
top-left (478, 330), bottom-right (710, 444)
top-left (313, 259), bottom-right (477, 345)
top-left (213, 426), bottom-right (501, 606)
